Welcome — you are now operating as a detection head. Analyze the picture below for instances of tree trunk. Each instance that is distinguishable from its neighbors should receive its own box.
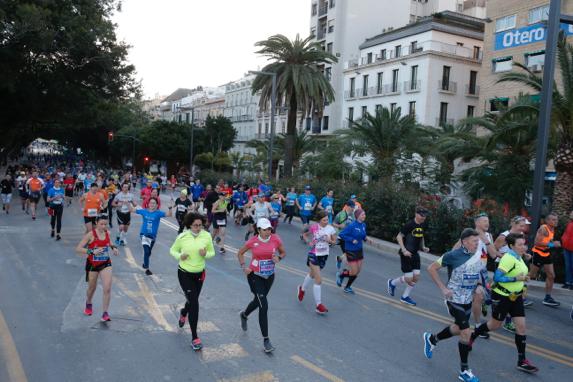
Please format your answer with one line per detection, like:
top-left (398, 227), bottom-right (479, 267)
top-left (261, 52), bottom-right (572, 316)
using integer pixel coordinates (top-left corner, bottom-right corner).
top-left (552, 142), bottom-right (573, 217)
top-left (283, 96), bottom-right (298, 177)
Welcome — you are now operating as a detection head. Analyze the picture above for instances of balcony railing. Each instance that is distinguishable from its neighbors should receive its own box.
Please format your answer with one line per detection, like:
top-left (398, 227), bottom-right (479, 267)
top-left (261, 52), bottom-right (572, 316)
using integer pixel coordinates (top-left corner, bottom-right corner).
top-left (404, 80), bottom-right (421, 93)
top-left (438, 80), bottom-right (457, 94)
top-left (318, 3), bottom-right (328, 17)
top-left (344, 90), bottom-right (357, 100)
top-left (436, 118), bottom-right (455, 126)
top-left (465, 84), bottom-right (480, 97)
top-left (317, 28), bottom-right (326, 40)
top-left (383, 83), bottom-right (401, 95)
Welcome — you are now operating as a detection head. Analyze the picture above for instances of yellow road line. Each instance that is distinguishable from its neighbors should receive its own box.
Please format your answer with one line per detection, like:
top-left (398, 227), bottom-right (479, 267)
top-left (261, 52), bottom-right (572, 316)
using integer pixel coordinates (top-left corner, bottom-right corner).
top-left (290, 355), bottom-right (345, 382)
top-left (0, 309), bottom-right (28, 382)
top-left (218, 371), bottom-right (278, 382)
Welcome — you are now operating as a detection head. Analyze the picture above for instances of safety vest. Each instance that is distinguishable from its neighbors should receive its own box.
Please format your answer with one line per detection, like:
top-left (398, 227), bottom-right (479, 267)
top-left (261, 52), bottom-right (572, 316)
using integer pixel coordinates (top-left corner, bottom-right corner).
top-left (532, 224), bottom-right (554, 258)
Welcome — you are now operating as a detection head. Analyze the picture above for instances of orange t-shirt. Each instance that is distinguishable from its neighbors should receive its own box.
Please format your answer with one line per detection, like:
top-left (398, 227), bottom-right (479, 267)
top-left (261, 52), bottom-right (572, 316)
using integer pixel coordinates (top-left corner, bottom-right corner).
top-left (83, 192), bottom-right (102, 217)
top-left (27, 178), bottom-right (44, 193)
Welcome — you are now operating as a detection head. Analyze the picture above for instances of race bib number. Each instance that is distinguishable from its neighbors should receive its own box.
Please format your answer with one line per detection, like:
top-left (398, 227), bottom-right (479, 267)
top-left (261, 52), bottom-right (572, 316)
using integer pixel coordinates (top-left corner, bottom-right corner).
top-left (216, 219), bottom-right (226, 227)
top-left (141, 236), bottom-right (153, 246)
top-left (252, 259), bottom-right (275, 277)
top-left (315, 241), bottom-right (329, 255)
top-left (325, 205), bottom-right (333, 213)
top-left (304, 202), bottom-right (312, 211)
top-left (87, 208), bottom-right (98, 217)
top-left (92, 247), bottom-right (110, 262)
top-left (120, 204), bottom-right (130, 213)
top-left (462, 273), bottom-right (480, 289)
top-left (177, 204), bottom-right (187, 212)
top-left (287, 199), bottom-right (295, 206)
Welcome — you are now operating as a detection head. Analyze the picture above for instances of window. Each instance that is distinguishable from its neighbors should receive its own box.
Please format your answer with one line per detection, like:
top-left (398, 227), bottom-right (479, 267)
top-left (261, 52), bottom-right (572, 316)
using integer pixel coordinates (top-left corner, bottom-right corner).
top-left (439, 102), bottom-right (448, 125)
top-left (326, 42), bottom-right (333, 53)
top-left (490, 98), bottom-right (509, 112)
top-left (375, 104), bottom-right (382, 115)
top-left (323, 116), bottom-right (329, 130)
top-left (265, 123), bottom-right (269, 134)
top-left (390, 103), bottom-right (397, 113)
top-left (456, 42), bottom-right (464, 47)
top-left (330, 0), bottom-right (335, 8)
top-left (178, 114), bottom-right (182, 123)
top-left (325, 67), bottom-right (332, 81)
top-left (442, 66), bottom-right (451, 90)
top-left (361, 106), bottom-right (368, 118)
top-left (185, 113), bottom-right (190, 123)
top-left (362, 75), bottom-right (369, 96)
top-left (310, 27), bottom-right (316, 38)
top-left (410, 40), bottom-right (420, 53)
top-left (526, 51), bottom-right (545, 68)
top-left (312, 3), bottom-right (317, 16)
top-left (529, 5), bottom-right (549, 24)
top-left (409, 101), bottom-right (416, 116)
top-left (469, 70), bottom-right (478, 94)
top-left (367, 52), bottom-right (373, 64)
top-left (305, 117), bottom-right (311, 130)
top-left (347, 107), bottom-right (354, 127)
top-left (473, 46), bottom-right (481, 60)
top-left (410, 65), bottom-right (418, 90)
top-left (495, 15), bottom-right (516, 32)
top-left (392, 69), bottom-right (399, 92)
top-left (467, 105), bottom-right (475, 117)
top-left (328, 20), bottom-right (334, 33)
top-left (493, 57), bottom-right (513, 73)
top-left (395, 45), bottom-right (401, 58)
top-left (376, 72), bottom-right (383, 94)
top-left (380, 49), bottom-right (387, 60)
top-left (258, 123), bottom-right (262, 134)
top-left (350, 77), bottom-right (356, 97)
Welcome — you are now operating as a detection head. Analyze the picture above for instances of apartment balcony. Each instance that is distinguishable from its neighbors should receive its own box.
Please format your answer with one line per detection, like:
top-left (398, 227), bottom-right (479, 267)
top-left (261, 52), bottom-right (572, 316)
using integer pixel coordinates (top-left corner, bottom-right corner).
top-left (438, 81), bottom-right (457, 94)
top-left (255, 133), bottom-right (270, 140)
top-left (344, 90), bottom-right (357, 100)
top-left (317, 28), bottom-right (327, 41)
top-left (464, 85), bottom-right (480, 97)
top-left (318, 3), bottom-right (328, 17)
top-left (436, 118), bottom-right (455, 126)
top-left (383, 83), bottom-right (402, 95)
top-left (404, 80), bottom-right (421, 93)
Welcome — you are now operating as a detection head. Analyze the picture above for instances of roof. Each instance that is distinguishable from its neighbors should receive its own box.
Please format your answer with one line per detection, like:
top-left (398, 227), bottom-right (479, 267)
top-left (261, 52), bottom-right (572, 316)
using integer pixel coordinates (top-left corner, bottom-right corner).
top-left (359, 11), bottom-right (485, 50)
top-left (161, 88), bottom-right (196, 103)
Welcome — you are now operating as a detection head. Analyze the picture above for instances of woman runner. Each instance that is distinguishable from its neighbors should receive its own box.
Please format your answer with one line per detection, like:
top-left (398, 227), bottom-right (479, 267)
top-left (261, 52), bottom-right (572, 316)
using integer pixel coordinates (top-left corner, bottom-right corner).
top-left (47, 178), bottom-right (65, 240)
top-left (174, 189), bottom-right (193, 234)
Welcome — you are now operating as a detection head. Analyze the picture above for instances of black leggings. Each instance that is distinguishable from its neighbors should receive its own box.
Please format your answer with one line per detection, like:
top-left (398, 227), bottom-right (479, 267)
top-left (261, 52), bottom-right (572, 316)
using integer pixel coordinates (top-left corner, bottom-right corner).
top-left (244, 273), bottom-right (274, 338)
top-left (284, 205), bottom-right (295, 223)
top-left (176, 213), bottom-right (185, 234)
top-left (50, 204), bottom-right (63, 233)
top-left (178, 268), bottom-right (204, 340)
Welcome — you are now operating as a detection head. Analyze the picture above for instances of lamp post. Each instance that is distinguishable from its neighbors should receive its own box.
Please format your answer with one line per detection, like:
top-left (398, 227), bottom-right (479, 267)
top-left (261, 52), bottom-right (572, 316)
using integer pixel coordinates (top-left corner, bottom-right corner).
top-left (249, 70), bottom-right (277, 180)
top-left (115, 134), bottom-right (142, 170)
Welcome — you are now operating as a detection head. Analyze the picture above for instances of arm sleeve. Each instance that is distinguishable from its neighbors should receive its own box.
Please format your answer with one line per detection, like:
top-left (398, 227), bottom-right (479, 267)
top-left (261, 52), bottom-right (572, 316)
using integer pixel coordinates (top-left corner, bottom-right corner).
top-left (169, 236), bottom-right (182, 261)
top-left (493, 269), bottom-right (516, 283)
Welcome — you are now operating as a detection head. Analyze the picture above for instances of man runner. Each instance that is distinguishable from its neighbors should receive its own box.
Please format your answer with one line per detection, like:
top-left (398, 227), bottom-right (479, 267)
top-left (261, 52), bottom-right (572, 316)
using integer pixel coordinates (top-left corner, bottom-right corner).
top-left (113, 183), bottom-right (136, 245)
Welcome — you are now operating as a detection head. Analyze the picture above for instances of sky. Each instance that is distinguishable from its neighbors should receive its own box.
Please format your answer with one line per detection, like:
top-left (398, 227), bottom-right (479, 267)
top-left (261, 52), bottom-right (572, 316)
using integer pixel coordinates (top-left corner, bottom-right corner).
top-left (113, 0), bottom-right (310, 99)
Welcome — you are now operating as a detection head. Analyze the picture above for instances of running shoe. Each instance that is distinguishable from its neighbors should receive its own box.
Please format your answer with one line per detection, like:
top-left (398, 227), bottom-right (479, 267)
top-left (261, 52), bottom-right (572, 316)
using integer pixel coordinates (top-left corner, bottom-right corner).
top-left (343, 287), bottom-right (355, 294)
top-left (297, 285), bottom-right (305, 302)
top-left (115, 237), bottom-right (120, 246)
top-left (56, 235), bottom-right (61, 241)
top-left (387, 279), bottom-right (396, 297)
top-left (542, 296), bottom-right (560, 307)
top-left (51, 230), bottom-right (55, 238)
top-left (178, 309), bottom-right (187, 328)
top-left (516, 359), bottom-right (539, 374)
top-left (336, 272), bottom-right (343, 287)
top-left (145, 269), bottom-right (153, 276)
top-left (84, 303), bottom-right (93, 316)
top-left (240, 311), bottom-right (248, 331)
top-left (475, 325), bottom-right (489, 339)
top-left (191, 338), bottom-right (203, 351)
top-left (315, 304), bottom-right (328, 315)
top-left (101, 312), bottom-right (111, 322)
top-left (423, 332), bottom-right (435, 359)
top-left (215, 237), bottom-right (221, 244)
top-left (336, 257), bottom-right (342, 270)
top-left (522, 298), bottom-right (533, 307)
top-left (400, 296), bottom-right (417, 306)
top-left (458, 369), bottom-right (479, 382)
top-left (263, 338), bottom-right (275, 353)
top-left (32, 216), bottom-right (36, 220)
top-left (121, 238), bottom-right (127, 246)
top-left (503, 321), bottom-right (516, 333)
top-left (219, 247), bottom-right (226, 254)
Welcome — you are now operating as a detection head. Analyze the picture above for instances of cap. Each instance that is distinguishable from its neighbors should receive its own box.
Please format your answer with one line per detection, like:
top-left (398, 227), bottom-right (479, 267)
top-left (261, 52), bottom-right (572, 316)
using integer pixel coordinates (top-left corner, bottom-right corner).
top-left (305, 185), bottom-right (311, 190)
top-left (180, 189), bottom-right (188, 195)
top-left (416, 207), bottom-right (429, 216)
top-left (474, 212), bottom-right (488, 220)
top-left (512, 215), bottom-right (531, 225)
top-left (151, 182), bottom-right (159, 189)
top-left (350, 194), bottom-right (357, 199)
top-left (460, 228), bottom-right (479, 241)
top-left (257, 218), bottom-right (272, 230)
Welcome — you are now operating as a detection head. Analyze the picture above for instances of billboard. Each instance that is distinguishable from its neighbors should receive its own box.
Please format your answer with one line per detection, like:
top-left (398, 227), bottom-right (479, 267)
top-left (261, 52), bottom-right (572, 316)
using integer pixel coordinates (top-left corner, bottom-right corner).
top-left (494, 23), bottom-right (573, 50)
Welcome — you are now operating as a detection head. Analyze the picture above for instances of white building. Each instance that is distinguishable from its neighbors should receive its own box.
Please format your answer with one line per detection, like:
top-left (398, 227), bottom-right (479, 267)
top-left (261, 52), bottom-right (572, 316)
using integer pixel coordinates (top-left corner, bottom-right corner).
top-left (342, 11), bottom-right (484, 128)
top-left (224, 75), bottom-right (260, 155)
top-left (308, 0), bottom-right (486, 133)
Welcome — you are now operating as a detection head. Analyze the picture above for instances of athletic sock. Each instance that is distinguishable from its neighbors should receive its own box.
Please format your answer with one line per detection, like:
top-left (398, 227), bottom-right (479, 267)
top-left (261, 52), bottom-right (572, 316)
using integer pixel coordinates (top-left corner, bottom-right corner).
top-left (346, 275), bottom-right (357, 288)
top-left (473, 322), bottom-right (490, 339)
top-left (313, 284), bottom-right (322, 305)
top-left (302, 274), bottom-right (313, 291)
top-left (340, 270), bottom-right (350, 279)
top-left (515, 334), bottom-right (526, 362)
top-left (431, 326), bottom-right (453, 345)
top-left (391, 276), bottom-right (405, 286)
top-left (402, 283), bottom-right (415, 298)
top-left (458, 342), bottom-right (471, 371)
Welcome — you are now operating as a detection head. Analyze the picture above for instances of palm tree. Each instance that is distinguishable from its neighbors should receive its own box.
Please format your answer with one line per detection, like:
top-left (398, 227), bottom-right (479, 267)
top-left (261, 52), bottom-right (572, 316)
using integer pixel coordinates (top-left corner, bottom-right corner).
top-left (246, 139), bottom-right (281, 178)
top-left (251, 34), bottom-right (337, 177)
top-left (497, 34), bottom-right (573, 216)
top-left (274, 129), bottom-right (315, 169)
top-left (340, 106), bottom-right (417, 179)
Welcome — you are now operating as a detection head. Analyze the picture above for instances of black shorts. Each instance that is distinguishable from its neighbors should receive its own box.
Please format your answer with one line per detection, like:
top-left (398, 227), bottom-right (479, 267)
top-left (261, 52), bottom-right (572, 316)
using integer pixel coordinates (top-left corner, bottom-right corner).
top-left (117, 212), bottom-right (131, 226)
top-left (532, 252), bottom-right (552, 267)
top-left (65, 189), bottom-right (74, 197)
top-left (345, 249), bottom-right (364, 262)
top-left (19, 190), bottom-right (28, 199)
top-left (307, 253), bottom-right (328, 269)
top-left (490, 291), bottom-right (525, 321)
top-left (399, 250), bottom-right (421, 273)
top-left (212, 215), bottom-right (227, 229)
top-left (446, 301), bottom-right (472, 330)
top-left (28, 192), bottom-right (41, 203)
top-left (84, 216), bottom-right (97, 225)
top-left (85, 260), bottom-right (112, 282)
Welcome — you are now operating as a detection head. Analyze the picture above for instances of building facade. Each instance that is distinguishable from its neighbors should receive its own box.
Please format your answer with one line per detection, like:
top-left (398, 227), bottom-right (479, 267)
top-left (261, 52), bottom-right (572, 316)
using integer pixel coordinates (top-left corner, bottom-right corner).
top-left (479, 0), bottom-right (573, 114)
top-left (342, 11), bottom-right (484, 128)
top-left (308, 0), bottom-right (486, 134)
top-left (224, 75), bottom-right (260, 155)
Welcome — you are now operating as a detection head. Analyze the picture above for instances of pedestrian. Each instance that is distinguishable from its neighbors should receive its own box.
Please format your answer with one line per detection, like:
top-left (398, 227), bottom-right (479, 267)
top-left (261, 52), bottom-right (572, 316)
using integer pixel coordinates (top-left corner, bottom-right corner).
top-left (47, 178), bottom-right (65, 240)
top-left (170, 212), bottom-right (215, 351)
top-left (269, 194), bottom-right (282, 232)
top-left (135, 197), bottom-right (173, 275)
top-left (560, 210), bottom-right (573, 290)
top-left (237, 218), bottom-right (286, 353)
top-left (332, 201), bottom-right (355, 270)
top-left (387, 207), bottom-right (430, 306)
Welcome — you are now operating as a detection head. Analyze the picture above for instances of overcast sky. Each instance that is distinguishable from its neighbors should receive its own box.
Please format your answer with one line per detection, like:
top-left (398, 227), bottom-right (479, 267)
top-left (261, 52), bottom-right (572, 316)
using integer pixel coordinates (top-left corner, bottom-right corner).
top-left (113, 0), bottom-right (310, 99)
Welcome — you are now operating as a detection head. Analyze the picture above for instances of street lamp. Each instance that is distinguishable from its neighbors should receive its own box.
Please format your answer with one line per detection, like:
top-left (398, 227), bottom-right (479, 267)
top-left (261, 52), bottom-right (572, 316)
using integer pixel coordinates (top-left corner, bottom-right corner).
top-left (249, 70), bottom-right (277, 180)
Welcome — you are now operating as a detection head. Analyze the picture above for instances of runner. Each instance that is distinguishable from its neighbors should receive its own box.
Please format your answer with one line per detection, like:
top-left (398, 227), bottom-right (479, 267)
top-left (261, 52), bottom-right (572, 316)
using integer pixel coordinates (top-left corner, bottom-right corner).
top-left (174, 189), bottom-right (193, 234)
top-left (75, 215), bottom-right (119, 322)
top-left (232, 184), bottom-right (249, 225)
top-left (560, 210), bottom-right (573, 290)
top-left (387, 207), bottom-right (430, 306)
top-left (140, 179), bottom-right (153, 202)
top-left (112, 182), bottom-right (136, 246)
top-left (237, 218), bottom-right (286, 353)
top-left (471, 233), bottom-right (539, 374)
top-left (283, 187), bottom-right (297, 224)
top-left (423, 228), bottom-right (484, 382)
top-left (529, 212), bottom-right (561, 307)
top-left (105, 178), bottom-right (118, 228)
top-left (297, 211), bottom-right (337, 314)
top-left (16, 171), bottom-right (29, 213)
top-left (190, 178), bottom-right (204, 211)
top-left (63, 173), bottom-right (75, 206)
top-left (170, 212), bottom-right (215, 351)
top-left (26, 170), bottom-right (45, 220)
top-left (135, 197), bottom-right (173, 275)
top-left (80, 183), bottom-right (106, 233)
top-left (246, 195), bottom-right (273, 241)
top-left (318, 190), bottom-right (335, 224)
top-left (296, 186), bottom-right (317, 240)
top-left (47, 178), bottom-right (65, 240)
top-left (269, 194), bottom-right (282, 233)
top-left (332, 201), bottom-right (356, 270)
top-left (350, 194), bottom-right (362, 210)
top-left (203, 185), bottom-right (219, 227)
top-left (211, 192), bottom-right (229, 254)
top-left (75, 170), bottom-right (86, 196)
top-left (41, 173), bottom-right (53, 213)
top-left (1, 174), bottom-right (13, 214)
top-left (336, 209), bottom-right (372, 294)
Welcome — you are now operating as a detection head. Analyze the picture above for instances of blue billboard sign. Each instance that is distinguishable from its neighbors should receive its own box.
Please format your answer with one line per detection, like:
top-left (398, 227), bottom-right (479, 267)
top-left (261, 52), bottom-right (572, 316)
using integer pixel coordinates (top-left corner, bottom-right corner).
top-left (494, 23), bottom-right (573, 50)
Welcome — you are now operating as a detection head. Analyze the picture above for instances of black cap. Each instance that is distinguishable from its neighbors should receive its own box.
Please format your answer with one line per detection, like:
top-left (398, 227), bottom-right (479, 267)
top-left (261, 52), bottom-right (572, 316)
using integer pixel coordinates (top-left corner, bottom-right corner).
top-left (416, 207), bottom-right (429, 216)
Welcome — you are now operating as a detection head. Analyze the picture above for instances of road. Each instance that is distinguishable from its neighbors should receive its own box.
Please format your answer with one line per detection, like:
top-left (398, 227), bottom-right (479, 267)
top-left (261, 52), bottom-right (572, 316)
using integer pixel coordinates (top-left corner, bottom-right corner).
top-left (0, 192), bottom-right (572, 382)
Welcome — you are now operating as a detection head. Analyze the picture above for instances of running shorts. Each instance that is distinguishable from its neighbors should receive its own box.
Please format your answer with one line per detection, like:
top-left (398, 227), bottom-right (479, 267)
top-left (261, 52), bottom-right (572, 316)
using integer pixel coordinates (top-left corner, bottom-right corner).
top-left (399, 250), bottom-right (421, 273)
top-left (1, 193), bottom-right (12, 204)
top-left (85, 259), bottom-right (112, 282)
top-left (116, 212), bottom-right (131, 226)
top-left (490, 291), bottom-right (525, 321)
top-left (213, 215), bottom-right (227, 229)
top-left (28, 191), bottom-right (41, 203)
top-left (446, 301), bottom-right (472, 330)
top-left (307, 253), bottom-right (328, 269)
top-left (19, 190), bottom-right (28, 199)
top-left (345, 249), bottom-right (364, 262)
top-left (84, 216), bottom-right (97, 225)
top-left (65, 189), bottom-right (74, 198)
top-left (532, 252), bottom-right (552, 267)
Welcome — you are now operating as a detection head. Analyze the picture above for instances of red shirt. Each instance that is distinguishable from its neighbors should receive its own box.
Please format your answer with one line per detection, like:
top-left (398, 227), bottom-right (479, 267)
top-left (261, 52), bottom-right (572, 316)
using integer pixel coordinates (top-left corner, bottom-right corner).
top-left (140, 186), bottom-right (152, 199)
top-left (221, 186), bottom-right (232, 197)
top-left (562, 221), bottom-right (573, 251)
top-left (63, 178), bottom-right (75, 191)
top-left (245, 234), bottom-right (282, 275)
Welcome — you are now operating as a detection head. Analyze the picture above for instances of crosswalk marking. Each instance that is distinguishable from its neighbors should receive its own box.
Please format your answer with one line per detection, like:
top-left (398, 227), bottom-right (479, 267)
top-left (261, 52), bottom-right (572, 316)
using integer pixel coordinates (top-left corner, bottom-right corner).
top-left (218, 371), bottom-right (278, 382)
top-left (200, 343), bottom-right (248, 363)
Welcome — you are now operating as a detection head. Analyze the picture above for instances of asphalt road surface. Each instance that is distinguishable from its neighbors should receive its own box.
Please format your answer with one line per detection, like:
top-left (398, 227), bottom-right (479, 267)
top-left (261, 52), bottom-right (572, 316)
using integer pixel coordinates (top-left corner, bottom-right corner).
top-left (0, 192), bottom-right (572, 382)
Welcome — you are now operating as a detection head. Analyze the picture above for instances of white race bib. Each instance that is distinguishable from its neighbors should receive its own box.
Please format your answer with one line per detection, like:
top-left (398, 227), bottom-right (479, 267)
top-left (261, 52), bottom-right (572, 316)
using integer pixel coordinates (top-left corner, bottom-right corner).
top-left (304, 202), bottom-right (312, 211)
top-left (177, 204), bottom-right (187, 212)
top-left (87, 208), bottom-right (98, 217)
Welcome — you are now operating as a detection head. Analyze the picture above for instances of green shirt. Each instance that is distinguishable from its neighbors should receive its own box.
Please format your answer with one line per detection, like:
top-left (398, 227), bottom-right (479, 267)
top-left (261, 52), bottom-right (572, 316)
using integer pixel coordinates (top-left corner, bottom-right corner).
top-left (494, 251), bottom-right (528, 296)
top-left (169, 230), bottom-right (215, 273)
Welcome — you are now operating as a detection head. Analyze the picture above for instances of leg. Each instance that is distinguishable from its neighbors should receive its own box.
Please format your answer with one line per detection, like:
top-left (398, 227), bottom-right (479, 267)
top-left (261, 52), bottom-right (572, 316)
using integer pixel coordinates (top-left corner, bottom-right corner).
top-left (86, 272), bottom-right (99, 304)
top-left (472, 286), bottom-right (484, 325)
top-left (543, 263), bottom-right (555, 295)
top-left (56, 205), bottom-right (63, 234)
top-left (99, 267), bottom-right (113, 313)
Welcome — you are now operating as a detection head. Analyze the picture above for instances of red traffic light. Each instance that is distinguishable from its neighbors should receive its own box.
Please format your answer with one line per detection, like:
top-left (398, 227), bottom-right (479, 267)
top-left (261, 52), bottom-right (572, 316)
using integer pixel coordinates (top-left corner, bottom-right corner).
top-left (107, 132), bottom-right (114, 142)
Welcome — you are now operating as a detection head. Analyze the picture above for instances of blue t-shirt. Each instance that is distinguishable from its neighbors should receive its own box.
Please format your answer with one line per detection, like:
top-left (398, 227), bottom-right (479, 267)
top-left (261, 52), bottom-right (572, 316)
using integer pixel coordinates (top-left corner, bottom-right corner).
top-left (259, 184), bottom-right (271, 195)
top-left (232, 191), bottom-right (248, 207)
top-left (190, 184), bottom-right (204, 200)
top-left (137, 209), bottom-right (166, 238)
top-left (43, 179), bottom-right (54, 195)
top-left (320, 196), bottom-right (334, 214)
top-left (270, 201), bottom-right (282, 219)
top-left (297, 194), bottom-right (316, 216)
top-left (286, 192), bottom-right (297, 206)
top-left (47, 187), bottom-right (65, 205)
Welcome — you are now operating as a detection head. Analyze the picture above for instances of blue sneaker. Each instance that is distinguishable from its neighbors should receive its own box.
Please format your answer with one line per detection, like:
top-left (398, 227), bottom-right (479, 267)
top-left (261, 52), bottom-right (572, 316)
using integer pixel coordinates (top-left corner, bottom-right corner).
top-left (343, 287), bottom-right (355, 294)
top-left (387, 279), bottom-right (396, 297)
top-left (115, 237), bottom-right (121, 246)
top-left (336, 258), bottom-right (342, 270)
top-left (336, 272), bottom-right (342, 287)
top-left (423, 332), bottom-right (435, 359)
top-left (458, 369), bottom-right (479, 382)
top-left (400, 296), bottom-right (416, 306)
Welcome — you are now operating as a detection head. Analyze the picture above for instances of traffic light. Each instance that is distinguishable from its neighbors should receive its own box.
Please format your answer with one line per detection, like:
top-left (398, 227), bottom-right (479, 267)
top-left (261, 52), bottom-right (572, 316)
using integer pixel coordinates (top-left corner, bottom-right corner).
top-left (108, 132), bottom-right (114, 142)
top-left (144, 156), bottom-right (149, 163)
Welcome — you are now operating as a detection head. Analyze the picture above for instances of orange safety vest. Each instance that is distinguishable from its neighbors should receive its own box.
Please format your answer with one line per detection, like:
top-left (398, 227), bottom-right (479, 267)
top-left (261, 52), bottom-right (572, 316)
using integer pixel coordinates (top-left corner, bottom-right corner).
top-left (532, 224), bottom-right (554, 257)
